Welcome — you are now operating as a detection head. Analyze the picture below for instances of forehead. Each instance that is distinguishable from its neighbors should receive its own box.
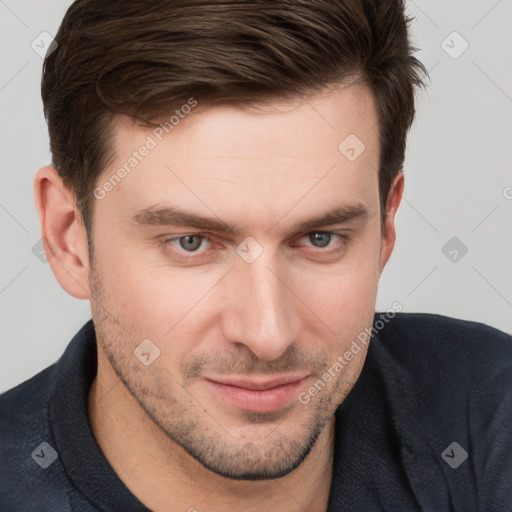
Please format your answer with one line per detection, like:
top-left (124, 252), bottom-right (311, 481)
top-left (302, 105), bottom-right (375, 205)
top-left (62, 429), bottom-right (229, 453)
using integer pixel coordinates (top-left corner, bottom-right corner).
top-left (99, 85), bottom-right (381, 231)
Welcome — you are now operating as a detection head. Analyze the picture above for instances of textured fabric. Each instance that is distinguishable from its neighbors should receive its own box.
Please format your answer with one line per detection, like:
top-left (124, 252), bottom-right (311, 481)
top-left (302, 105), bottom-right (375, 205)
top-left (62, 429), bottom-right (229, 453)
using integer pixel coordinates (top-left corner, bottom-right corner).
top-left (1, 313), bottom-right (511, 511)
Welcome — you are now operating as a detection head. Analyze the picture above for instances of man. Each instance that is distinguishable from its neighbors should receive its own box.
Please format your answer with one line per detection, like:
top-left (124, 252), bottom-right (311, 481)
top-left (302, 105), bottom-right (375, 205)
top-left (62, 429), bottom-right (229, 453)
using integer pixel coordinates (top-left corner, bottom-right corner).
top-left (1, 0), bottom-right (511, 510)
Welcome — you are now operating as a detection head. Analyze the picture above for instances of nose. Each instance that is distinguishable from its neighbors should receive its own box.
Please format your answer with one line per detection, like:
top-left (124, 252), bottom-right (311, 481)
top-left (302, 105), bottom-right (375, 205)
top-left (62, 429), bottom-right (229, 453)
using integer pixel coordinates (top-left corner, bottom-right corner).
top-left (221, 250), bottom-right (300, 361)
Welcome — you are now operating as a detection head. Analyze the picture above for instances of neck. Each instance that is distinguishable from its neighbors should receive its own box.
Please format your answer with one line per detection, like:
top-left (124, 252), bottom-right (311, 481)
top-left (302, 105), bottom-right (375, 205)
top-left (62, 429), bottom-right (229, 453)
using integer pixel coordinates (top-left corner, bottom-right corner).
top-left (88, 353), bottom-right (335, 512)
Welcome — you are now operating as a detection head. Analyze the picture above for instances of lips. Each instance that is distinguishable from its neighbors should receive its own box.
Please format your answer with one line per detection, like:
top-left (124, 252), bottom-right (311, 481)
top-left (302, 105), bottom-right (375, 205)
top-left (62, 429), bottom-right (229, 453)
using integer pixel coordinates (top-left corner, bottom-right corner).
top-left (203, 374), bottom-right (310, 413)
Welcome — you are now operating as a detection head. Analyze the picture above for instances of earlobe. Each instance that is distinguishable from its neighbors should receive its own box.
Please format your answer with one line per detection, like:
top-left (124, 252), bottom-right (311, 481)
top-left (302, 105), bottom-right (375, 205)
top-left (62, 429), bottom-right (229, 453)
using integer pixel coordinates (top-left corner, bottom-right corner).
top-left (378, 171), bottom-right (405, 272)
top-left (34, 166), bottom-right (91, 299)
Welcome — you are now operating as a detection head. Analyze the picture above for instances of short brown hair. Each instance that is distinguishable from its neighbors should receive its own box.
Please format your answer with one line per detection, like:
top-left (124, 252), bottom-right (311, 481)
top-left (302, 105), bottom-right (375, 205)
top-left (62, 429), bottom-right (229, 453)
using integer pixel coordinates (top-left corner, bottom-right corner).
top-left (42, 0), bottom-right (427, 234)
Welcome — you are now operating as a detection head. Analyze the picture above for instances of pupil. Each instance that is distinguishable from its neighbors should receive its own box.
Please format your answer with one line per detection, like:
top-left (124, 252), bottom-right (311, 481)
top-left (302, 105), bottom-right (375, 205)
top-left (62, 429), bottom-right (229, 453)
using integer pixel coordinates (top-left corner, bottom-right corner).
top-left (311, 232), bottom-right (330, 247)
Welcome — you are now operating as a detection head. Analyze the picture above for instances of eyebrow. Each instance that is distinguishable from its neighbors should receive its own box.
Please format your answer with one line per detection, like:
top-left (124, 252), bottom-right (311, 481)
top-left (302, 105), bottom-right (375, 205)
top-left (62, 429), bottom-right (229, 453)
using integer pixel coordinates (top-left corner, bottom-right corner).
top-left (132, 202), bottom-right (369, 236)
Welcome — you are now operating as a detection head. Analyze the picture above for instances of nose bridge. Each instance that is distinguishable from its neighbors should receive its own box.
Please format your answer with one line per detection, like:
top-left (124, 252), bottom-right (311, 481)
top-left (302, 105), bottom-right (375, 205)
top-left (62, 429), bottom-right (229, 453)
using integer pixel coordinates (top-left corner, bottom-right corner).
top-left (223, 251), bottom-right (299, 361)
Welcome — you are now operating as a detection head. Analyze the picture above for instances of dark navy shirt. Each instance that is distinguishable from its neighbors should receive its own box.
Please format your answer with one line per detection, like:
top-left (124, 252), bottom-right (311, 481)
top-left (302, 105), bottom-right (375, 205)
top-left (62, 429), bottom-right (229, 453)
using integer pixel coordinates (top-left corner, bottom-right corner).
top-left (1, 313), bottom-right (511, 511)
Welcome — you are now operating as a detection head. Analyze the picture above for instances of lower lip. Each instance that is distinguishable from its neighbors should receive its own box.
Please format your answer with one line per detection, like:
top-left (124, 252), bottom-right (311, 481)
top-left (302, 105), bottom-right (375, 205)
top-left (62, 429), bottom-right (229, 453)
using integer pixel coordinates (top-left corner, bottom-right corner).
top-left (204, 377), bottom-right (309, 413)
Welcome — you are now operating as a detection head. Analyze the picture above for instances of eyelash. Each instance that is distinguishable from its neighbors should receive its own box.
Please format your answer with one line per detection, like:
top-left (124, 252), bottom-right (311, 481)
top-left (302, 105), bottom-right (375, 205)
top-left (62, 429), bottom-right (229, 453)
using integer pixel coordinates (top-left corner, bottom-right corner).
top-left (159, 231), bottom-right (351, 262)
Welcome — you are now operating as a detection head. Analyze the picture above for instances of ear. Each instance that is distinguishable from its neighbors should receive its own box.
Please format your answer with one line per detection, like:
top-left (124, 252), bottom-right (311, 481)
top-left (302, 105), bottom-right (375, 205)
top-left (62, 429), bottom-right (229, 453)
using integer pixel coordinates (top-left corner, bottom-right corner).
top-left (378, 171), bottom-right (404, 272)
top-left (34, 166), bottom-right (91, 299)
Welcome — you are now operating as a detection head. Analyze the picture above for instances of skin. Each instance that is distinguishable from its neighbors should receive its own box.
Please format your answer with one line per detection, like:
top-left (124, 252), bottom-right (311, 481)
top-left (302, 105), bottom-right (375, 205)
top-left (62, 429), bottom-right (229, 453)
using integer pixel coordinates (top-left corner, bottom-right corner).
top-left (34, 83), bottom-right (404, 512)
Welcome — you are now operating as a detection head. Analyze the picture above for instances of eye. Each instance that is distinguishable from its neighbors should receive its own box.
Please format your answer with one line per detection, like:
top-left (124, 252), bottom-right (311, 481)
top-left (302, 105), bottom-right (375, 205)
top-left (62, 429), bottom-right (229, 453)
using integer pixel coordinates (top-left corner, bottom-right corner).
top-left (159, 230), bottom-right (350, 264)
top-left (176, 235), bottom-right (206, 252)
top-left (300, 231), bottom-right (348, 250)
top-left (308, 232), bottom-right (332, 248)
top-left (162, 234), bottom-right (211, 254)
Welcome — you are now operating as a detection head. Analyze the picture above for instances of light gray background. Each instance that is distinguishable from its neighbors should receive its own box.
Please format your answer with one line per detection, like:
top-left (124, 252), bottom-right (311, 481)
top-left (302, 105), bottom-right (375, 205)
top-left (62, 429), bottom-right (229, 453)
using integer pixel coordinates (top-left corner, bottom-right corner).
top-left (1, 0), bottom-right (511, 392)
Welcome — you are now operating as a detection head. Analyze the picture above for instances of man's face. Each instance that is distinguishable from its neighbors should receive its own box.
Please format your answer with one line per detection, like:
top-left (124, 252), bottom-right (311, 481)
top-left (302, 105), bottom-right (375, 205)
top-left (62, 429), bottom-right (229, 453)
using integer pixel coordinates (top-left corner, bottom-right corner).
top-left (88, 84), bottom-right (386, 479)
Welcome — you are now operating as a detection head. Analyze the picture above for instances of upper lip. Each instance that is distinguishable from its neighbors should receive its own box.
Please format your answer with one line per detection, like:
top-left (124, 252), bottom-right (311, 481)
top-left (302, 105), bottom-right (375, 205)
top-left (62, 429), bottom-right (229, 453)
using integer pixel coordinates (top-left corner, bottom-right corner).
top-left (204, 373), bottom-right (310, 391)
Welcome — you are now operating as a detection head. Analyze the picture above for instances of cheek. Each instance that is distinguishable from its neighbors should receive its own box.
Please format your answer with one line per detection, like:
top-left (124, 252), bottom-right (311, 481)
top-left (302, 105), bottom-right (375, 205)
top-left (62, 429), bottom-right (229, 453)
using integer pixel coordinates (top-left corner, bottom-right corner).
top-left (298, 234), bottom-right (381, 318)
top-left (92, 233), bottom-right (166, 330)
top-left (93, 235), bottom-right (224, 346)
top-left (312, 273), bottom-right (378, 351)
top-left (296, 234), bottom-right (381, 362)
